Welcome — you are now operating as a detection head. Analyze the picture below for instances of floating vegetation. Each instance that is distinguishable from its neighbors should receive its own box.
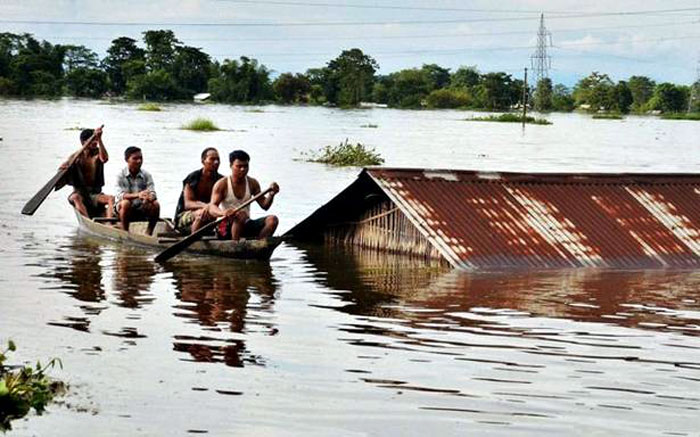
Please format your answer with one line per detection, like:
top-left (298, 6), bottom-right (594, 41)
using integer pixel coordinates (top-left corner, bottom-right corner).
top-left (0, 340), bottom-right (65, 432)
top-left (592, 113), bottom-right (623, 120)
top-left (304, 139), bottom-right (384, 167)
top-left (245, 109), bottom-right (265, 113)
top-left (466, 113), bottom-right (552, 125)
top-left (138, 103), bottom-right (162, 111)
top-left (360, 124), bottom-right (378, 128)
top-left (63, 126), bottom-right (84, 131)
top-left (181, 118), bottom-right (221, 131)
top-left (660, 112), bottom-right (700, 121)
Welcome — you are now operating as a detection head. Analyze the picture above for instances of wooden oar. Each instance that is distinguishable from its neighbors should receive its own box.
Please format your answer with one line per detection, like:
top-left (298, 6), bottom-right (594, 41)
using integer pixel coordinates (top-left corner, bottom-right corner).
top-left (21, 125), bottom-right (104, 216)
top-left (155, 188), bottom-right (272, 263)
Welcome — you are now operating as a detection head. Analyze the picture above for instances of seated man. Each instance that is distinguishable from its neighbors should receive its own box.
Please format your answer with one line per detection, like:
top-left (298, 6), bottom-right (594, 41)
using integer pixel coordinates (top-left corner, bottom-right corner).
top-left (174, 147), bottom-right (224, 235)
top-left (63, 126), bottom-right (115, 218)
top-left (115, 146), bottom-right (160, 235)
top-left (210, 150), bottom-right (279, 241)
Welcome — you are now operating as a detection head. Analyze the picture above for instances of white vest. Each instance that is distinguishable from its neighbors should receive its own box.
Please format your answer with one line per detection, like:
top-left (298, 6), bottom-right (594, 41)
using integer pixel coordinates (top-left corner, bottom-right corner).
top-left (220, 176), bottom-right (251, 213)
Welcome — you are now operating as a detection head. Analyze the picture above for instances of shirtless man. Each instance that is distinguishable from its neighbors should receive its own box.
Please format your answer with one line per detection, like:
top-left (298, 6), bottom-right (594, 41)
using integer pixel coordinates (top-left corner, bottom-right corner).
top-left (210, 150), bottom-right (279, 240)
top-left (115, 146), bottom-right (160, 235)
top-left (174, 147), bottom-right (224, 234)
top-left (63, 127), bottom-right (115, 218)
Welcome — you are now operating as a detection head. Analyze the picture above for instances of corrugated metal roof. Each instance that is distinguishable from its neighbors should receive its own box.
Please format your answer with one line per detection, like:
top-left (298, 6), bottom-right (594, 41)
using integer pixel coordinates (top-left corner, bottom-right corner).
top-left (287, 168), bottom-right (700, 270)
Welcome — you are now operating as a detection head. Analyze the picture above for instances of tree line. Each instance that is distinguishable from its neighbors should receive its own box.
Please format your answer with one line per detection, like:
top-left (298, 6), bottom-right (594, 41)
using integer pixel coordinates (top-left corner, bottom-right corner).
top-left (1, 30), bottom-right (698, 113)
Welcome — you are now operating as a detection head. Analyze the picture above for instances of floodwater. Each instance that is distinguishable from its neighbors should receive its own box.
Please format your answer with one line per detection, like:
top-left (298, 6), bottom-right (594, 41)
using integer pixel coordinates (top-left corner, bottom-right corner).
top-left (1, 99), bottom-right (699, 436)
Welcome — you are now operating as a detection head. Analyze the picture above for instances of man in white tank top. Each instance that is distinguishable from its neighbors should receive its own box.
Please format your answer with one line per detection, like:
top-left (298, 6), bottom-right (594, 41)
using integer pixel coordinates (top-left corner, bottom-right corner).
top-left (209, 150), bottom-right (280, 240)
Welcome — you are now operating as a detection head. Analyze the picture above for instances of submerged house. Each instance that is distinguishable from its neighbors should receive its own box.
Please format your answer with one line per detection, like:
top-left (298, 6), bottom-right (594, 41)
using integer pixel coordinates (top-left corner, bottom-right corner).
top-left (284, 168), bottom-right (700, 270)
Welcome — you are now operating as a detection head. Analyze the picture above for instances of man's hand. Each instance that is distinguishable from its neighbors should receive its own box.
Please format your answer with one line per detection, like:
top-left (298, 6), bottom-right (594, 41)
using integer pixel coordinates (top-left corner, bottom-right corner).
top-left (59, 161), bottom-right (69, 170)
top-left (224, 208), bottom-right (249, 221)
top-left (269, 182), bottom-right (280, 194)
top-left (94, 125), bottom-right (103, 138)
top-left (139, 190), bottom-right (156, 202)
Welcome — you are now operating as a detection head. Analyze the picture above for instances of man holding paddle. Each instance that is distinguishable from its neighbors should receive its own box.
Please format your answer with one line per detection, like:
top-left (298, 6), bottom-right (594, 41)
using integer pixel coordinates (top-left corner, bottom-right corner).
top-left (210, 150), bottom-right (279, 241)
top-left (173, 147), bottom-right (224, 235)
top-left (61, 126), bottom-right (115, 218)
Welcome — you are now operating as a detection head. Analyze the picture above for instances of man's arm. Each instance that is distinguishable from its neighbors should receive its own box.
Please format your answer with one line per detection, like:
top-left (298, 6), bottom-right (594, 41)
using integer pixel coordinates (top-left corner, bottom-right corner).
top-left (183, 184), bottom-right (208, 210)
top-left (95, 126), bottom-right (108, 163)
top-left (208, 179), bottom-right (228, 217)
top-left (251, 178), bottom-right (279, 211)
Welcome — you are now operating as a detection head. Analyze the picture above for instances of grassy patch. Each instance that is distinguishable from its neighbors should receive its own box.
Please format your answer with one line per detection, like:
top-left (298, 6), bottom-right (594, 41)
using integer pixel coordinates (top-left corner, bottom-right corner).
top-left (138, 103), bottom-right (162, 111)
top-left (181, 118), bottom-right (221, 131)
top-left (660, 112), bottom-right (700, 120)
top-left (63, 126), bottom-right (84, 131)
top-left (304, 139), bottom-right (384, 167)
top-left (592, 113), bottom-right (623, 119)
top-left (245, 108), bottom-right (265, 113)
top-left (0, 340), bottom-right (65, 432)
top-left (466, 113), bottom-right (552, 125)
top-left (360, 123), bottom-right (378, 128)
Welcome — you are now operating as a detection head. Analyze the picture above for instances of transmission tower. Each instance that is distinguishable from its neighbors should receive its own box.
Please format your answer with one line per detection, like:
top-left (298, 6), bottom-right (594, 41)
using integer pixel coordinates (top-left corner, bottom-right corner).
top-left (530, 13), bottom-right (552, 85)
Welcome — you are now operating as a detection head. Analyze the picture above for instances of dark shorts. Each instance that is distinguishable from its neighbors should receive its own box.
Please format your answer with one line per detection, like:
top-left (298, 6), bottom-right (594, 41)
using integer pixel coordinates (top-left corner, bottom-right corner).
top-left (216, 216), bottom-right (267, 240)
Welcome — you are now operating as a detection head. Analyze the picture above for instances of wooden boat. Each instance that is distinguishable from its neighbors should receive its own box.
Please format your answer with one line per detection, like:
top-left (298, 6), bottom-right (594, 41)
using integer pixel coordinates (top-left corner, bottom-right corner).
top-left (74, 210), bottom-right (283, 260)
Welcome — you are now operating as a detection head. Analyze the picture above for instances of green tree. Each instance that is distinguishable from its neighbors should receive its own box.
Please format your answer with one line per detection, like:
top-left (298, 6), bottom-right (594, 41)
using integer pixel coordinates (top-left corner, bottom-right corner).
top-left (689, 81), bottom-right (700, 112)
top-left (551, 84), bottom-right (574, 112)
top-left (627, 75), bottom-right (655, 112)
top-left (533, 78), bottom-right (553, 112)
top-left (421, 63), bottom-right (450, 89)
top-left (646, 83), bottom-right (688, 113)
top-left (474, 72), bottom-right (520, 111)
top-left (613, 80), bottom-right (633, 113)
top-left (450, 66), bottom-right (480, 89)
top-left (103, 37), bottom-right (146, 94)
top-left (273, 72), bottom-right (311, 103)
top-left (573, 71), bottom-right (615, 111)
top-left (386, 68), bottom-right (432, 108)
top-left (325, 48), bottom-right (378, 106)
top-left (425, 88), bottom-right (472, 108)
top-left (172, 45), bottom-right (211, 96)
top-left (7, 34), bottom-right (65, 97)
top-left (208, 56), bottom-right (272, 103)
top-left (62, 45), bottom-right (107, 97)
top-left (142, 30), bottom-right (180, 72)
top-left (126, 69), bottom-right (179, 100)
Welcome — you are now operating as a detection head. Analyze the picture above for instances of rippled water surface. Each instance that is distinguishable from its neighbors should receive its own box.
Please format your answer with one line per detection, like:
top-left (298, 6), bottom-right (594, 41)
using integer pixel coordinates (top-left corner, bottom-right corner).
top-left (1, 100), bottom-right (699, 436)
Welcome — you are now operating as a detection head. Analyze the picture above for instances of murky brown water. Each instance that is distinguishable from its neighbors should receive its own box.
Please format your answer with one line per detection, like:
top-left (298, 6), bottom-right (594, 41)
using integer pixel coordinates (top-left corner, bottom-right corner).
top-left (1, 99), bottom-right (699, 435)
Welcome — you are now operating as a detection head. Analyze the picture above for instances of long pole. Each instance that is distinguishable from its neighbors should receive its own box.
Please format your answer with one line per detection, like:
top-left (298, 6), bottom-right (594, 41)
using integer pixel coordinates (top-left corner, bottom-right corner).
top-left (522, 67), bottom-right (528, 128)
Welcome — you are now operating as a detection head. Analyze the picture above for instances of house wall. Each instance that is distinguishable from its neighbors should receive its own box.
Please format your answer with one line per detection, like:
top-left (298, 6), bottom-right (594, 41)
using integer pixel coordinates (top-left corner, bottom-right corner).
top-left (323, 199), bottom-right (446, 262)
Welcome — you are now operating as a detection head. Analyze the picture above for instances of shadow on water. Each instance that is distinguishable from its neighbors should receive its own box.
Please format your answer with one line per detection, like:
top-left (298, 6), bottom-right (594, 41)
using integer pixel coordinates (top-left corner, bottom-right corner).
top-left (163, 258), bottom-right (279, 368)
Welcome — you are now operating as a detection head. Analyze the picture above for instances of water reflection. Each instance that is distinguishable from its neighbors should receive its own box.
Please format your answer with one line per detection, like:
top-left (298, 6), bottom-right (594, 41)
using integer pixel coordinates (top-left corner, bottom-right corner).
top-left (42, 233), bottom-right (157, 336)
top-left (164, 259), bottom-right (279, 367)
top-left (299, 244), bottom-right (700, 429)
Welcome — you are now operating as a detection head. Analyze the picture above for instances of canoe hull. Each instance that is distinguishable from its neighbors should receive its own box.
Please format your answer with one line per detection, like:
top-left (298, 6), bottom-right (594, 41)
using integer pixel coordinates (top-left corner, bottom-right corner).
top-left (75, 211), bottom-right (282, 260)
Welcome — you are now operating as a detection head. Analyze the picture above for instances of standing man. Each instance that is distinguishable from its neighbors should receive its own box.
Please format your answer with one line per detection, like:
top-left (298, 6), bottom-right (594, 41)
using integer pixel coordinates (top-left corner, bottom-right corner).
top-left (210, 150), bottom-right (279, 241)
top-left (115, 146), bottom-right (160, 235)
top-left (63, 126), bottom-right (115, 218)
top-left (174, 147), bottom-right (224, 234)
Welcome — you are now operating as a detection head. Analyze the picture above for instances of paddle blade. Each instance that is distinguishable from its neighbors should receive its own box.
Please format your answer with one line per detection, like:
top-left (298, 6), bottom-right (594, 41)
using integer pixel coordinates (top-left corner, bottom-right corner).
top-left (21, 170), bottom-right (68, 215)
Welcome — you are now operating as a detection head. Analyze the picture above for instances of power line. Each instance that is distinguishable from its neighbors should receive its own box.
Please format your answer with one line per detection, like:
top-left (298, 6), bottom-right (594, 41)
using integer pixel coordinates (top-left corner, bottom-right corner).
top-left (34, 19), bottom-right (700, 43)
top-left (1, 7), bottom-right (699, 27)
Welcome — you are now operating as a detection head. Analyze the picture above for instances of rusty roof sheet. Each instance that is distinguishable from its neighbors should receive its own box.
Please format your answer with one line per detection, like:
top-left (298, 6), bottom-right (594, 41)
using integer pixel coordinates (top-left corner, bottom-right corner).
top-left (287, 168), bottom-right (700, 270)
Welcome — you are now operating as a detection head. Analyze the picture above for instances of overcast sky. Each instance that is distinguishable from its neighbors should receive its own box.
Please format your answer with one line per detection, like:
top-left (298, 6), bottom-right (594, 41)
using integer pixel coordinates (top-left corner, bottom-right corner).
top-left (2, 0), bottom-right (700, 86)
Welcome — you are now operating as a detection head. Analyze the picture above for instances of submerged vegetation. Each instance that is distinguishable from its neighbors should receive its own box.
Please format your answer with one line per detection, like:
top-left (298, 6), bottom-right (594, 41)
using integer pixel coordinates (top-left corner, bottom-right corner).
top-left (660, 112), bottom-right (700, 120)
top-left (466, 113), bottom-right (552, 125)
top-left (592, 113), bottom-right (624, 119)
top-left (360, 123), bottom-right (378, 128)
top-left (0, 340), bottom-right (64, 432)
top-left (138, 102), bottom-right (162, 111)
top-left (181, 117), bottom-right (220, 131)
top-left (305, 139), bottom-right (384, 167)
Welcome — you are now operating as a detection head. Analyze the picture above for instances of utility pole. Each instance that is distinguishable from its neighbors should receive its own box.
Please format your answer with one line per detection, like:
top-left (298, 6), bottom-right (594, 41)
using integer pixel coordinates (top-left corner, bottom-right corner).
top-left (522, 67), bottom-right (528, 128)
top-left (530, 13), bottom-right (552, 86)
top-left (689, 56), bottom-right (700, 113)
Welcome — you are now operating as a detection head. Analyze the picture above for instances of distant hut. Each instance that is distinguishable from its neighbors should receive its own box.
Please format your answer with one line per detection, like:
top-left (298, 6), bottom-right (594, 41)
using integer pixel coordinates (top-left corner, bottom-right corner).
top-left (285, 168), bottom-right (700, 270)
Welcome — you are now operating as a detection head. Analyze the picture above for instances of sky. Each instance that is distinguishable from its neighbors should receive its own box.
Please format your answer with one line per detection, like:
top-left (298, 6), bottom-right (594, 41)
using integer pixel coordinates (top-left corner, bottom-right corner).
top-left (2, 0), bottom-right (700, 86)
